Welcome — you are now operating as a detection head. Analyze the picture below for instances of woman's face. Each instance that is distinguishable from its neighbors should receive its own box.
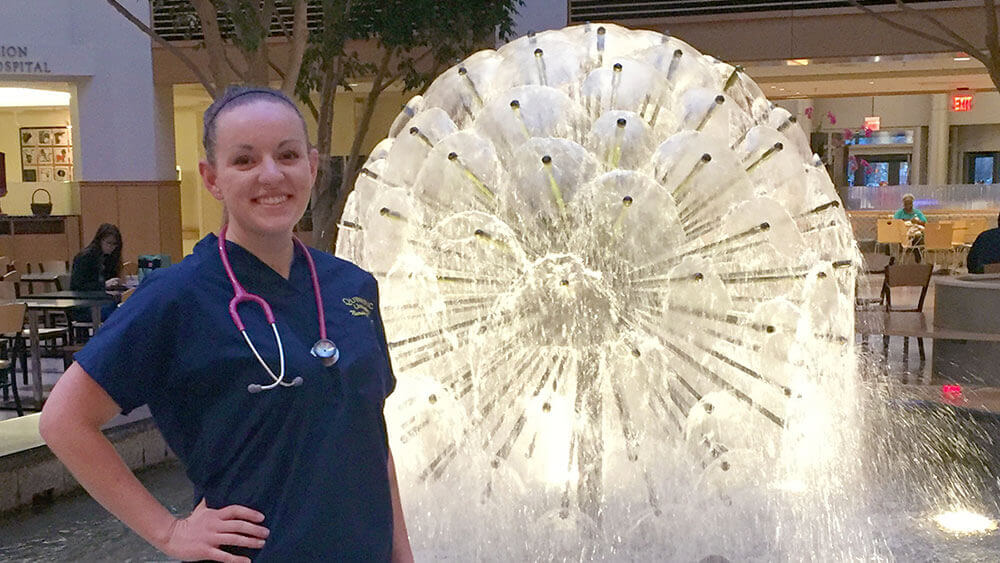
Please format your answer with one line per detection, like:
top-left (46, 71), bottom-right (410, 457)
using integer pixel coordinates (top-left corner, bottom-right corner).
top-left (199, 100), bottom-right (318, 242)
top-left (100, 236), bottom-right (118, 255)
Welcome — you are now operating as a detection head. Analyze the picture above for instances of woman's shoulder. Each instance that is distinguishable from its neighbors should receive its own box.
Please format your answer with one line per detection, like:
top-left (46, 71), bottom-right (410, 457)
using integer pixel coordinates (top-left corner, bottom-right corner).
top-left (307, 248), bottom-right (378, 291)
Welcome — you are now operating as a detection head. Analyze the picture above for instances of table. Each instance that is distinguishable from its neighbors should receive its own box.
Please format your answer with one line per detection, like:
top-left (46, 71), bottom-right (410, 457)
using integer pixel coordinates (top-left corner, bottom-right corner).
top-left (855, 311), bottom-right (1000, 342)
top-left (19, 272), bottom-right (64, 293)
top-left (16, 293), bottom-right (116, 405)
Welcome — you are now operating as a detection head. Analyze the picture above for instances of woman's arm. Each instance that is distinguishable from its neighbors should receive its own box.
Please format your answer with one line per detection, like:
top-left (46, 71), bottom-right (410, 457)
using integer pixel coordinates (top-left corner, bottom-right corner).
top-left (387, 447), bottom-right (414, 563)
top-left (40, 363), bottom-right (269, 563)
top-left (70, 251), bottom-right (102, 292)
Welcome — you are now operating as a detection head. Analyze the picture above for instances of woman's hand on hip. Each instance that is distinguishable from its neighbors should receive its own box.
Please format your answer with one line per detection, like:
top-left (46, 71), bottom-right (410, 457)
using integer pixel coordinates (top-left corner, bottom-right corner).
top-left (157, 498), bottom-right (269, 563)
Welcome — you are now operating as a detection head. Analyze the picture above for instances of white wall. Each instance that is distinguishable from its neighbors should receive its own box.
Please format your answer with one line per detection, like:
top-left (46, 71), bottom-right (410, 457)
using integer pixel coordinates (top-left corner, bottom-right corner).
top-left (0, 0), bottom-right (174, 182)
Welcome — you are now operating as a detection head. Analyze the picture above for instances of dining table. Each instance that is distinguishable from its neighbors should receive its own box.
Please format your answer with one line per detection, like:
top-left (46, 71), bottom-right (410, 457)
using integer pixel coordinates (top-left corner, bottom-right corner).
top-left (19, 272), bottom-right (65, 293)
top-left (16, 291), bottom-right (117, 406)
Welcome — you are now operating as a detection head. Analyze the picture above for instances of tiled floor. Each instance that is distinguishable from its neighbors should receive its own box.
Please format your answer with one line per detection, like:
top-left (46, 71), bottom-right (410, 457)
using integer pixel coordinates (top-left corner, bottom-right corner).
top-left (0, 357), bottom-right (66, 422)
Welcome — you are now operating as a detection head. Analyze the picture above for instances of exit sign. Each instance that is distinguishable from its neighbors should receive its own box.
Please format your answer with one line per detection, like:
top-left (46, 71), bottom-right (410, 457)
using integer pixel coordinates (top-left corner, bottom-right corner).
top-left (952, 92), bottom-right (974, 112)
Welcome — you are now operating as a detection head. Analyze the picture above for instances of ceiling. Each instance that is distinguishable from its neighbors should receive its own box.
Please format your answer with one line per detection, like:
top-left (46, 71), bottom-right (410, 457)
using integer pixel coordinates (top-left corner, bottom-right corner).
top-left (741, 51), bottom-right (993, 99)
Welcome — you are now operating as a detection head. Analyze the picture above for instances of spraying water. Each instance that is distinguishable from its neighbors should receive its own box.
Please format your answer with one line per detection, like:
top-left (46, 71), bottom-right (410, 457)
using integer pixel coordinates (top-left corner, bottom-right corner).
top-left (336, 23), bottom-right (881, 560)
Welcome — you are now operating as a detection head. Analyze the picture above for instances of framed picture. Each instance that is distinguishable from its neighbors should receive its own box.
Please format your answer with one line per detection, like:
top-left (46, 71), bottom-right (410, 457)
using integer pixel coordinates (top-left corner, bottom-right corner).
top-left (52, 129), bottom-right (69, 146)
top-left (54, 165), bottom-right (71, 181)
top-left (54, 146), bottom-right (71, 164)
top-left (19, 126), bottom-right (72, 182)
top-left (37, 147), bottom-right (53, 164)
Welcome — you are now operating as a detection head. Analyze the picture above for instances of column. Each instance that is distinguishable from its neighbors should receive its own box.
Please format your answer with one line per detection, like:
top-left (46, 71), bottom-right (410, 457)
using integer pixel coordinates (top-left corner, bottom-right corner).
top-left (927, 93), bottom-right (950, 186)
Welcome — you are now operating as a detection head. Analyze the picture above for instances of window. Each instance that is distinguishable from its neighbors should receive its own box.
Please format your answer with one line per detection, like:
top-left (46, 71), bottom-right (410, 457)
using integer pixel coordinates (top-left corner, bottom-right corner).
top-left (848, 154), bottom-right (910, 187)
top-left (966, 152), bottom-right (1000, 184)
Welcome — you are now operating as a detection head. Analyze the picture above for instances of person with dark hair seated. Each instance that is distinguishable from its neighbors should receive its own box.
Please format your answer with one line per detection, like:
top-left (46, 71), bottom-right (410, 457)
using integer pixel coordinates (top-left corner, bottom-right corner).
top-left (70, 223), bottom-right (122, 320)
top-left (967, 212), bottom-right (1000, 274)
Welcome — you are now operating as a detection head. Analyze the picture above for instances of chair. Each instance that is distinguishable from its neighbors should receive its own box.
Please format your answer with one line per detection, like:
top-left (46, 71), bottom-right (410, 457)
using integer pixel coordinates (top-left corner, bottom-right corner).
top-left (856, 252), bottom-right (892, 309)
top-left (985, 263), bottom-right (1000, 274)
top-left (0, 303), bottom-right (27, 416)
top-left (38, 260), bottom-right (69, 274)
top-left (0, 270), bottom-right (20, 300)
top-left (876, 219), bottom-right (907, 258)
top-left (882, 263), bottom-right (933, 361)
top-left (965, 217), bottom-right (990, 244)
top-left (120, 287), bottom-right (136, 303)
top-left (922, 221), bottom-right (954, 272)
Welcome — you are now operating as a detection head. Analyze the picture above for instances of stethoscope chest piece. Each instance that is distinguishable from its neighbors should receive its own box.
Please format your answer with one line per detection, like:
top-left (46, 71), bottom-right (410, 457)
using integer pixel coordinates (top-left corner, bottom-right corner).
top-left (311, 338), bottom-right (339, 367)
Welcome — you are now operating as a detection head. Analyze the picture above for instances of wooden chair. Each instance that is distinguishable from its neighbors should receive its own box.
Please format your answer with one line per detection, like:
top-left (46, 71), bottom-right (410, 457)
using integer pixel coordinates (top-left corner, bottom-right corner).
top-left (0, 270), bottom-right (20, 300)
top-left (965, 217), bottom-right (991, 244)
top-left (922, 221), bottom-right (954, 272)
top-left (882, 263), bottom-right (933, 361)
top-left (985, 263), bottom-right (1000, 274)
top-left (38, 260), bottom-right (69, 274)
top-left (0, 303), bottom-right (27, 416)
top-left (856, 252), bottom-right (892, 309)
top-left (876, 219), bottom-right (907, 258)
top-left (120, 287), bottom-right (136, 303)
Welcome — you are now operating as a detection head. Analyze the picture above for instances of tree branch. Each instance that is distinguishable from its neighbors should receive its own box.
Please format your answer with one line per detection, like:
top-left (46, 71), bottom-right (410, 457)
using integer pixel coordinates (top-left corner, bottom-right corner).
top-left (893, 0), bottom-right (983, 59)
top-left (105, 0), bottom-right (218, 97)
top-left (282, 0), bottom-right (309, 95)
top-left (191, 0), bottom-right (231, 95)
top-left (223, 44), bottom-right (250, 82)
top-left (985, 0), bottom-right (1000, 63)
top-left (846, 0), bottom-right (974, 56)
top-left (379, 47), bottom-right (435, 93)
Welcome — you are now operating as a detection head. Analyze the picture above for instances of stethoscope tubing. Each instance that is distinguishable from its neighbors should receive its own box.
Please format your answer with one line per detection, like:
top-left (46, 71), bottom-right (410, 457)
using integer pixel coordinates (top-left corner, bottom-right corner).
top-left (218, 224), bottom-right (332, 392)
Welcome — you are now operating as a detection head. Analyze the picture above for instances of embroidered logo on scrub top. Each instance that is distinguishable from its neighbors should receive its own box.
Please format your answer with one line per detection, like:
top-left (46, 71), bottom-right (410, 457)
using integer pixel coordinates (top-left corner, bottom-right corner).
top-left (343, 296), bottom-right (373, 317)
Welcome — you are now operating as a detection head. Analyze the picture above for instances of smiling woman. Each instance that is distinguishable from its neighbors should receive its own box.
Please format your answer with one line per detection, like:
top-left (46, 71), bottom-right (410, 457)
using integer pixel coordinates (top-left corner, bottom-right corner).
top-left (38, 86), bottom-right (414, 563)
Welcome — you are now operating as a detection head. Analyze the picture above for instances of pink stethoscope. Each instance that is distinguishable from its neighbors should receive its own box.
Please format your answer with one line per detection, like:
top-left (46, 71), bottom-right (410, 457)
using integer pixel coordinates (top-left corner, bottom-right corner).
top-left (218, 224), bottom-right (339, 393)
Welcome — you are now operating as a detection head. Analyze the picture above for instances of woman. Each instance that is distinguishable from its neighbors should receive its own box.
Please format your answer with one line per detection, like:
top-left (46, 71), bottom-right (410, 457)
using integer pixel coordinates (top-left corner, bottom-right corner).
top-left (40, 86), bottom-right (413, 562)
top-left (70, 223), bottom-right (123, 291)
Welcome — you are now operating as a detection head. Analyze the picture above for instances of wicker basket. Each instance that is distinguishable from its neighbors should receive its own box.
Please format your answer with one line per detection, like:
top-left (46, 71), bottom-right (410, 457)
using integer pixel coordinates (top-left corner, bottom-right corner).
top-left (31, 188), bottom-right (52, 216)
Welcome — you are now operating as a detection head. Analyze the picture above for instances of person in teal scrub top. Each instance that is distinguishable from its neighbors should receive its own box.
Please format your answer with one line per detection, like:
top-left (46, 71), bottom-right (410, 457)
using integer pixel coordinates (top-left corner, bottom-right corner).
top-left (893, 193), bottom-right (927, 225)
top-left (893, 193), bottom-right (926, 262)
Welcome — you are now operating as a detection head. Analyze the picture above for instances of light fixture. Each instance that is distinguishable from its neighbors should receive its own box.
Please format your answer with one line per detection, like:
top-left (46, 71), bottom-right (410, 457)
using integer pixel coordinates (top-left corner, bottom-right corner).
top-left (932, 510), bottom-right (998, 534)
top-left (0, 87), bottom-right (70, 107)
top-left (785, 58), bottom-right (810, 66)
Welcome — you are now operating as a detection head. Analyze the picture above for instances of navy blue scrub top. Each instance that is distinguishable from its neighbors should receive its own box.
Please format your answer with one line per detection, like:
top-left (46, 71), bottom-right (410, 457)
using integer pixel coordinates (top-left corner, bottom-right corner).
top-left (76, 233), bottom-right (396, 561)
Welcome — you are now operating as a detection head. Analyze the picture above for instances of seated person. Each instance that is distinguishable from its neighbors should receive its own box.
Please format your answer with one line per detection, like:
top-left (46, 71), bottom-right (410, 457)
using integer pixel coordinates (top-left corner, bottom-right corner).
top-left (967, 212), bottom-right (1000, 274)
top-left (893, 193), bottom-right (927, 225)
top-left (893, 193), bottom-right (926, 262)
top-left (70, 223), bottom-right (122, 321)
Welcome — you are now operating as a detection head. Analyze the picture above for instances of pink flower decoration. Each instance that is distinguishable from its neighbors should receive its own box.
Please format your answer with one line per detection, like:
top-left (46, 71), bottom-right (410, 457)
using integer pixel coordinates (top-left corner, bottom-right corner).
top-left (804, 107), bottom-right (814, 119)
top-left (864, 128), bottom-right (873, 137)
top-left (827, 111), bottom-right (837, 125)
top-left (844, 128), bottom-right (854, 139)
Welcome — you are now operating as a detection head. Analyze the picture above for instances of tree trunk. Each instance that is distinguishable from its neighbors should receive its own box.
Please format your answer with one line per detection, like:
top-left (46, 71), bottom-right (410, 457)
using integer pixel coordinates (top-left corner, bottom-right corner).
top-left (320, 47), bottom-right (394, 251)
top-left (309, 56), bottom-right (345, 250)
top-left (191, 0), bottom-right (229, 94)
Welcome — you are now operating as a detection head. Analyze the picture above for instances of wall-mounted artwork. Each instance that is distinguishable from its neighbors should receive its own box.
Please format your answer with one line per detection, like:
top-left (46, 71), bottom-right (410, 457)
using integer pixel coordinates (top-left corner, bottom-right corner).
top-left (20, 126), bottom-right (72, 182)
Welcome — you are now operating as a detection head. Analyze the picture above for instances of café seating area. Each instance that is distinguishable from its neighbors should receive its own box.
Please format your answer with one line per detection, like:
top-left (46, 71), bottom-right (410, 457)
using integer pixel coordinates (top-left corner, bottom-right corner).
top-left (0, 257), bottom-right (139, 418)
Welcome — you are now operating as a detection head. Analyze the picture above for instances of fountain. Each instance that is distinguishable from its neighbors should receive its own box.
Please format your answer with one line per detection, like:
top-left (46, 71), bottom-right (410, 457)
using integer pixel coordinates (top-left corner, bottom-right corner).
top-left (334, 24), bottom-right (994, 561)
